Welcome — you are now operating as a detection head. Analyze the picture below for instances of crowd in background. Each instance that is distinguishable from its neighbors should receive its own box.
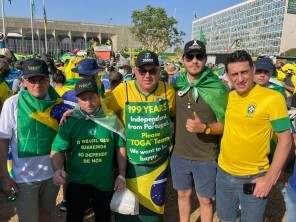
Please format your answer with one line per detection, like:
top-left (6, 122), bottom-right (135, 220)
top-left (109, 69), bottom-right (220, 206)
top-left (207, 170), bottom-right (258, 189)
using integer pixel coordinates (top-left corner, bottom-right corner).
top-left (0, 43), bottom-right (296, 222)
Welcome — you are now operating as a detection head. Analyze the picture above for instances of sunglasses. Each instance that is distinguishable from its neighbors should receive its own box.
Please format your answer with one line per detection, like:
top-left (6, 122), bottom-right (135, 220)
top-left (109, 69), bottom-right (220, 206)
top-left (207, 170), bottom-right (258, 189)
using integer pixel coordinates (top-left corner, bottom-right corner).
top-left (184, 53), bottom-right (205, 62)
top-left (138, 68), bottom-right (159, 76)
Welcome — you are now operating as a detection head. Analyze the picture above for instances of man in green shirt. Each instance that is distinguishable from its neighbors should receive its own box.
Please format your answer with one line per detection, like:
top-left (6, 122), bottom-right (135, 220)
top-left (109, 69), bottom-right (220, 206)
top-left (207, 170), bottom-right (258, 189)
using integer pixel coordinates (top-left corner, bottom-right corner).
top-left (51, 78), bottom-right (127, 222)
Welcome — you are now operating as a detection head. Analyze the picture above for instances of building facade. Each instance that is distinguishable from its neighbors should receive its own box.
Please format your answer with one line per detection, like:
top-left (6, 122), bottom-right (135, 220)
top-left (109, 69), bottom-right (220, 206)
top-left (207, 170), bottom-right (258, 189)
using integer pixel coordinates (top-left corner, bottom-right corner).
top-left (192, 0), bottom-right (296, 56)
top-left (0, 16), bottom-right (141, 57)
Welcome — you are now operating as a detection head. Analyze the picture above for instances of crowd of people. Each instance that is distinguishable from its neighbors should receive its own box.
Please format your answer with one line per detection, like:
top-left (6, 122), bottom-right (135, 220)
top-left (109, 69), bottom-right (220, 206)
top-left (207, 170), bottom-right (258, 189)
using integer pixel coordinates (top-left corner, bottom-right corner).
top-left (0, 39), bottom-right (296, 222)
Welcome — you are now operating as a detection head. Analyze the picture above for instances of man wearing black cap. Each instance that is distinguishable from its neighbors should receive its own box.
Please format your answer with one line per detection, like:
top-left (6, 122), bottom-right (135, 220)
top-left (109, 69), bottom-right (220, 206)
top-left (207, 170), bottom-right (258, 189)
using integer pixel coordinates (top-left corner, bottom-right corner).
top-left (172, 40), bottom-right (228, 222)
top-left (254, 57), bottom-right (285, 98)
top-left (104, 51), bottom-right (176, 222)
top-left (0, 58), bottom-right (68, 222)
top-left (51, 78), bottom-right (126, 222)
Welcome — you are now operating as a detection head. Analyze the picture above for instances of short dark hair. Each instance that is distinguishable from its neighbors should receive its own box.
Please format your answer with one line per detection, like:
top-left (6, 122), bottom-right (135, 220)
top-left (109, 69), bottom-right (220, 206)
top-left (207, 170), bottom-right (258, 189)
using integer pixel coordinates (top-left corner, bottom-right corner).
top-left (52, 70), bottom-right (66, 85)
top-left (224, 50), bottom-right (253, 73)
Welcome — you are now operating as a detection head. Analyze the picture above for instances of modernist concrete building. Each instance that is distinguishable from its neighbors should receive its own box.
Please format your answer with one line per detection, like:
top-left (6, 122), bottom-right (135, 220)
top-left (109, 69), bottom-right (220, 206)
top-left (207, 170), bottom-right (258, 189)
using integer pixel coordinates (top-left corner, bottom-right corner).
top-left (192, 0), bottom-right (296, 56)
top-left (0, 16), bottom-right (141, 57)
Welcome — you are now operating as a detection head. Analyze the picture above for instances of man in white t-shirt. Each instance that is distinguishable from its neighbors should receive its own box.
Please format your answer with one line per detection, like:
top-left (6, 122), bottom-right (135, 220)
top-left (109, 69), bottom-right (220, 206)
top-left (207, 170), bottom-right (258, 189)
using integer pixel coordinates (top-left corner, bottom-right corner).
top-left (0, 58), bottom-right (67, 222)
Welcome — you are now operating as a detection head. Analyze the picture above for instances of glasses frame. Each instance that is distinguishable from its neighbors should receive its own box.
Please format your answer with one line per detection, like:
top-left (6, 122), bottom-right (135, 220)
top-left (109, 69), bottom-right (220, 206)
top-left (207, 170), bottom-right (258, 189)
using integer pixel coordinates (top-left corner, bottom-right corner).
top-left (137, 67), bottom-right (159, 76)
top-left (184, 53), bottom-right (205, 62)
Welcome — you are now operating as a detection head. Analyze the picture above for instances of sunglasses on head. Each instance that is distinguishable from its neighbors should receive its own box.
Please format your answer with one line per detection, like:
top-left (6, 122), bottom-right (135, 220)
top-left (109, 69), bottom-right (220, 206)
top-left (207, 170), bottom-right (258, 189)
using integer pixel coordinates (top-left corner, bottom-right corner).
top-left (137, 68), bottom-right (159, 76)
top-left (184, 53), bottom-right (205, 62)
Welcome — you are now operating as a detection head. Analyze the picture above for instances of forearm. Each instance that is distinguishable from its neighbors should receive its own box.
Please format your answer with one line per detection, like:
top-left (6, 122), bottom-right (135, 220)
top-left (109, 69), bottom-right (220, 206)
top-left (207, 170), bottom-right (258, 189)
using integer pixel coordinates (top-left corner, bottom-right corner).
top-left (208, 120), bottom-right (224, 135)
top-left (0, 139), bottom-right (9, 179)
top-left (266, 130), bottom-right (292, 183)
top-left (284, 85), bottom-right (294, 93)
top-left (50, 151), bottom-right (65, 171)
top-left (117, 147), bottom-right (127, 177)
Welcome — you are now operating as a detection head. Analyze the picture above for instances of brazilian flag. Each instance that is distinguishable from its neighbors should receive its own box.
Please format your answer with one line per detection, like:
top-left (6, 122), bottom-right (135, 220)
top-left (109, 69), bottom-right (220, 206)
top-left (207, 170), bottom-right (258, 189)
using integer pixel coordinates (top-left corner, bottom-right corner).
top-left (116, 154), bottom-right (169, 222)
top-left (17, 86), bottom-right (62, 157)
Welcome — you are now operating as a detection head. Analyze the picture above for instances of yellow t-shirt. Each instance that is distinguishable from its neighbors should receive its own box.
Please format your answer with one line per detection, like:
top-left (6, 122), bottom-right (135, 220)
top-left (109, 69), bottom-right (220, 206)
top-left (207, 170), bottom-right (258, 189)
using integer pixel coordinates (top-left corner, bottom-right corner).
top-left (103, 80), bottom-right (176, 124)
top-left (0, 82), bottom-right (11, 105)
top-left (219, 85), bottom-right (290, 176)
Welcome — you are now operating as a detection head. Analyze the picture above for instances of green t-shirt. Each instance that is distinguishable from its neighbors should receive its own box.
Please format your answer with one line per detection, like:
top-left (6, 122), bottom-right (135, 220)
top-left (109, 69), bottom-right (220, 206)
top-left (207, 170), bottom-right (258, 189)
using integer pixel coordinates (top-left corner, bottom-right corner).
top-left (52, 117), bottom-right (126, 191)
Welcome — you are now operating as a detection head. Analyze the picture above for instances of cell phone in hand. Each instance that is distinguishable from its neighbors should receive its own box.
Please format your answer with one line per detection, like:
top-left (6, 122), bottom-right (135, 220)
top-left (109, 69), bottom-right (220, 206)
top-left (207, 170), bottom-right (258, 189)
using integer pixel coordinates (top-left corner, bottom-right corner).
top-left (243, 183), bottom-right (256, 195)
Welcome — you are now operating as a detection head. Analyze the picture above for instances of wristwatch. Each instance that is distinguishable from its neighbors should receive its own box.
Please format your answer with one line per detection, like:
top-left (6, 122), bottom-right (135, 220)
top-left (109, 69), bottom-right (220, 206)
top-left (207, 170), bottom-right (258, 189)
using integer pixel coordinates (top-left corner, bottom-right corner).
top-left (203, 123), bottom-right (211, 134)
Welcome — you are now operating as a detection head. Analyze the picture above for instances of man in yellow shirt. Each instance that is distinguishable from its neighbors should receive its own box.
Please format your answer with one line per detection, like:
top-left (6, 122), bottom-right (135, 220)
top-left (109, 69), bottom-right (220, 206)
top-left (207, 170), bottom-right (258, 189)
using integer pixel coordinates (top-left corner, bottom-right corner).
top-left (104, 51), bottom-right (175, 222)
top-left (216, 50), bottom-right (292, 222)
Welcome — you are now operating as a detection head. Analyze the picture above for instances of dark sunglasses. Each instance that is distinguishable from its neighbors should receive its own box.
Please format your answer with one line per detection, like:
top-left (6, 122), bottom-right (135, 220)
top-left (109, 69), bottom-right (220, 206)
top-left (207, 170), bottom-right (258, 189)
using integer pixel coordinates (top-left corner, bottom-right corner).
top-left (138, 68), bottom-right (159, 76)
top-left (184, 53), bottom-right (205, 62)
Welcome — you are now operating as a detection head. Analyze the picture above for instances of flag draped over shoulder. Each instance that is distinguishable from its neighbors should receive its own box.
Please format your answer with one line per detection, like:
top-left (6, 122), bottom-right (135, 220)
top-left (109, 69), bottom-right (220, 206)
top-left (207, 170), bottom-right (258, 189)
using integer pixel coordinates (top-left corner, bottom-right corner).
top-left (200, 28), bottom-right (207, 45)
top-left (72, 103), bottom-right (126, 141)
top-left (174, 67), bottom-right (228, 124)
top-left (17, 86), bottom-right (63, 158)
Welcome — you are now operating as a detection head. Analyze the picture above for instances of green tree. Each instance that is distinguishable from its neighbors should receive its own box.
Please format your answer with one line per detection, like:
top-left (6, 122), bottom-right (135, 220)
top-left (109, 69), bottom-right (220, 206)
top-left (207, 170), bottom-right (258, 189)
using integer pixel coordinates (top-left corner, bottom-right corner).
top-left (130, 5), bottom-right (185, 52)
top-left (281, 48), bottom-right (296, 57)
top-left (174, 46), bottom-right (183, 55)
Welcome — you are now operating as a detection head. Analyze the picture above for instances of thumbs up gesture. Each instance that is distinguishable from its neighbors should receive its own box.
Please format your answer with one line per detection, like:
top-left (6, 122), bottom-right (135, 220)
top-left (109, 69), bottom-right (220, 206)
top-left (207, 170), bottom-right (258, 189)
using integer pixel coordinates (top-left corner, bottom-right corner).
top-left (186, 111), bottom-right (206, 133)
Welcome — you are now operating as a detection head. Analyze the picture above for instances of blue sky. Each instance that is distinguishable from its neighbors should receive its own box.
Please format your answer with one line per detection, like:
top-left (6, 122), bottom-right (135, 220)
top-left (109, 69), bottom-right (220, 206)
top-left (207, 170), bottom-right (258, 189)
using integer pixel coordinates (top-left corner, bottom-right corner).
top-left (3, 0), bottom-right (245, 46)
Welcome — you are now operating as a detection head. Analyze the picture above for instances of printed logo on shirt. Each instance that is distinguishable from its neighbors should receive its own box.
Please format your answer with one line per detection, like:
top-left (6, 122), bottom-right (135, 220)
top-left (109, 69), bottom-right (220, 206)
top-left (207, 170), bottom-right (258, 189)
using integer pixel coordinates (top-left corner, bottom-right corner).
top-left (88, 128), bottom-right (96, 136)
top-left (246, 103), bottom-right (256, 118)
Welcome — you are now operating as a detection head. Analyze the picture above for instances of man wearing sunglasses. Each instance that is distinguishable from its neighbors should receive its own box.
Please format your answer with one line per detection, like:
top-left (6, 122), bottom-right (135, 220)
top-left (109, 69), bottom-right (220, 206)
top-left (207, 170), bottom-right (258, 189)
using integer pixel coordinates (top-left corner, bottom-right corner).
top-left (104, 51), bottom-right (176, 222)
top-left (172, 40), bottom-right (228, 222)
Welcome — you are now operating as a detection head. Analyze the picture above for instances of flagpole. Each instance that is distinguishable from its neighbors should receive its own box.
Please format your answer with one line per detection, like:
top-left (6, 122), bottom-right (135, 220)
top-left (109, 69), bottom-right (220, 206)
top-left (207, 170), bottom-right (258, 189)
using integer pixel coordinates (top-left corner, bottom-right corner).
top-left (43, 0), bottom-right (47, 54)
top-left (1, 0), bottom-right (5, 35)
top-left (30, 0), bottom-right (34, 53)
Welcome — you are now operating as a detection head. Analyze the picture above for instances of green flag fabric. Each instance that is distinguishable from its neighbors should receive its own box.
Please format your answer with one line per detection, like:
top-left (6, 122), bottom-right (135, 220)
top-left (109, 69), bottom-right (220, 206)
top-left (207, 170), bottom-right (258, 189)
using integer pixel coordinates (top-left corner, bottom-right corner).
top-left (72, 103), bottom-right (126, 141)
top-left (174, 67), bottom-right (228, 124)
top-left (17, 86), bottom-right (62, 157)
top-left (200, 28), bottom-right (207, 45)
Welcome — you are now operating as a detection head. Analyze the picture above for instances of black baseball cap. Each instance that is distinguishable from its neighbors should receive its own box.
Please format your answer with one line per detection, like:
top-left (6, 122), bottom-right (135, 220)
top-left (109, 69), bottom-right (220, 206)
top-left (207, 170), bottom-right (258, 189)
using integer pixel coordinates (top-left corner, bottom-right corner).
top-left (183, 40), bottom-right (206, 55)
top-left (136, 51), bottom-right (159, 67)
top-left (75, 79), bottom-right (98, 96)
top-left (22, 58), bottom-right (49, 79)
top-left (254, 58), bottom-right (275, 74)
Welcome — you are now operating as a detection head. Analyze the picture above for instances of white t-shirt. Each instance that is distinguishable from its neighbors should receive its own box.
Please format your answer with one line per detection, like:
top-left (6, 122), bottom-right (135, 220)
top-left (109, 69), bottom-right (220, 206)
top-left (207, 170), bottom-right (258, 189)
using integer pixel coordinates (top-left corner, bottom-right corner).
top-left (0, 94), bottom-right (54, 183)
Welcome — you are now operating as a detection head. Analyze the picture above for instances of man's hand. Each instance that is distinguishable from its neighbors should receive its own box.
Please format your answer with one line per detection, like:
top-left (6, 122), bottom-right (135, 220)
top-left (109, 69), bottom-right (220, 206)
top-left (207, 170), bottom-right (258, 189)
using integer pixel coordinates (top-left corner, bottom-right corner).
top-left (59, 109), bottom-right (73, 126)
top-left (251, 174), bottom-right (274, 198)
top-left (186, 111), bottom-right (205, 133)
top-left (2, 176), bottom-right (18, 198)
top-left (114, 175), bottom-right (125, 192)
top-left (53, 169), bottom-right (67, 186)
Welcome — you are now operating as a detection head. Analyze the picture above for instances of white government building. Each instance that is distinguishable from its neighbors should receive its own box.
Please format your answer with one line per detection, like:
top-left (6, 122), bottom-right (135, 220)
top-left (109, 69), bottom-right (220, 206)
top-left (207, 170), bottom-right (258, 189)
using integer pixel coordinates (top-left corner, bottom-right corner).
top-left (192, 0), bottom-right (296, 56)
